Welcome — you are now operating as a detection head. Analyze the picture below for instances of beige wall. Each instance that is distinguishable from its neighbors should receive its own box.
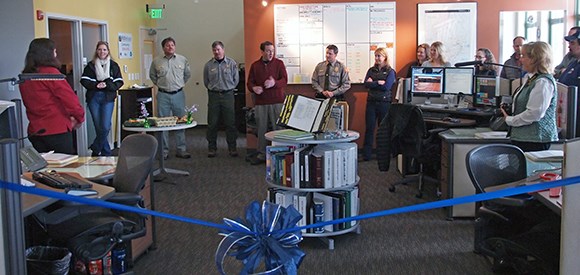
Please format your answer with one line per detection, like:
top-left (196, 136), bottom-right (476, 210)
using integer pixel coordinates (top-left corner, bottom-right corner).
top-left (154, 0), bottom-right (245, 125)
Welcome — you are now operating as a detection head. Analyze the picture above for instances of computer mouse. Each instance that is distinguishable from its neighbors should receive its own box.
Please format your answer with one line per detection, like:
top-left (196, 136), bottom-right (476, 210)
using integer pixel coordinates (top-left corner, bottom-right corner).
top-left (442, 117), bottom-right (452, 121)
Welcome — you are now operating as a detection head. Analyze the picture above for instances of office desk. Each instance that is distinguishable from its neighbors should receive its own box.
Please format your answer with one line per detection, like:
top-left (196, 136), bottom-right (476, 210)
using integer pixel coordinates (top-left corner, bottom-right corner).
top-left (419, 105), bottom-right (494, 126)
top-left (45, 156), bottom-right (117, 182)
top-left (21, 172), bottom-right (115, 217)
top-left (123, 122), bottom-right (197, 178)
top-left (439, 128), bottom-right (510, 219)
top-left (424, 117), bottom-right (476, 127)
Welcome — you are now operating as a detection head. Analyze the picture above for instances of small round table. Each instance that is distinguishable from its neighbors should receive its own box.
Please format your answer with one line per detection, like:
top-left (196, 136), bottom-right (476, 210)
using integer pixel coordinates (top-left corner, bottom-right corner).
top-left (122, 121), bottom-right (197, 178)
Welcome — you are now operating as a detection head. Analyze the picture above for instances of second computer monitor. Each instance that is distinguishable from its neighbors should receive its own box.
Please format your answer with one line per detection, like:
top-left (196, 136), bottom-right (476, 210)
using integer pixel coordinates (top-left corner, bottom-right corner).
top-left (474, 76), bottom-right (500, 107)
top-left (444, 67), bottom-right (474, 95)
top-left (411, 67), bottom-right (444, 96)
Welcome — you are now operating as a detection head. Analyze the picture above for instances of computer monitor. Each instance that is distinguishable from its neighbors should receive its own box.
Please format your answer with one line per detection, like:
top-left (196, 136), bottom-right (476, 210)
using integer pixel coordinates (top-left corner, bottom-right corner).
top-left (444, 67), bottom-right (474, 95)
top-left (0, 101), bottom-right (18, 140)
top-left (411, 67), bottom-right (444, 104)
top-left (474, 76), bottom-right (500, 108)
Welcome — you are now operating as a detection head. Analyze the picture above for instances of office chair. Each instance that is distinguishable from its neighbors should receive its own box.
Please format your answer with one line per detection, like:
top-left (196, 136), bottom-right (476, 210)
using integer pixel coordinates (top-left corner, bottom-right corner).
top-left (466, 144), bottom-right (559, 274)
top-left (376, 104), bottom-right (442, 198)
top-left (33, 133), bottom-right (157, 263)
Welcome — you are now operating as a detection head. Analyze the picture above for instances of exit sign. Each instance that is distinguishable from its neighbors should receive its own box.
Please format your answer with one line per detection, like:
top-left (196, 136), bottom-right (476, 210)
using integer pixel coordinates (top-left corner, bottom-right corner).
top-left (150, 8), bottom-right (163, 19)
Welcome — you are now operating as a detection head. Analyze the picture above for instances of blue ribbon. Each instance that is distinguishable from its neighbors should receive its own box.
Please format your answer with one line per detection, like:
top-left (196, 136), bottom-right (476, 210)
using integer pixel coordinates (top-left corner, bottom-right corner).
top-left (215, 201), bottom-right (305, 275)
top-left (2, 176), bottom-right (580, 274)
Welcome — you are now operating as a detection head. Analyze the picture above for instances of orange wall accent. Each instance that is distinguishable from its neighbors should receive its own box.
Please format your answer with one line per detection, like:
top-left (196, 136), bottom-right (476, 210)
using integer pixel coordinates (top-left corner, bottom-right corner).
top-left (243, 0), bottom-right (570, 148)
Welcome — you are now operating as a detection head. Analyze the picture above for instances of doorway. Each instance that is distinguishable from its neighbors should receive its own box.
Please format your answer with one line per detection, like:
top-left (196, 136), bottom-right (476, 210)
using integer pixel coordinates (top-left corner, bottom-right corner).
top-left (47, 16), bottom-right (107, 156)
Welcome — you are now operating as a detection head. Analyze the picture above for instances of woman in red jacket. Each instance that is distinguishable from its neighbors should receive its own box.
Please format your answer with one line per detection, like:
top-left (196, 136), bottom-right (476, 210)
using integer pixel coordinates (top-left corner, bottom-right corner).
top-left (19, 38), bottom-right (85, 154)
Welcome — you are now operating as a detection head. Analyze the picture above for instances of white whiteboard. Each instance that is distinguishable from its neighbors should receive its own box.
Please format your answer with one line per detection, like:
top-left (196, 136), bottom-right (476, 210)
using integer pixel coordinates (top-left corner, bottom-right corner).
top-left (274, 2), bottom-right (396, 84)
top-left (417, 3), bottom-right (477, 67)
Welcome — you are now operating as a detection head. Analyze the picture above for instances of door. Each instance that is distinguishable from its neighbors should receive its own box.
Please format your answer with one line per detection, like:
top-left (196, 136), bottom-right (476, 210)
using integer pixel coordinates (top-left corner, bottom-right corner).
top-left (47, 16), bottom-right (107, 156)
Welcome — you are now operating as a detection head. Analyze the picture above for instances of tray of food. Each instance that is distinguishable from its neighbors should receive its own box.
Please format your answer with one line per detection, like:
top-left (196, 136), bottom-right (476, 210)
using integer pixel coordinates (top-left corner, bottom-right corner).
top-left (123, 118), bottom-right (152, 127)
top-left (150, 116), bottom-right (178, 127)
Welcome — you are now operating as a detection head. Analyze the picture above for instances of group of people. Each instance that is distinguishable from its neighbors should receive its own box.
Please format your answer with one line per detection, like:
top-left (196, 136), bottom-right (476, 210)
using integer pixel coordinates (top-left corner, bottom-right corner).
top-left (20, 38), bottom-right (122, 156)
top-left (19, 27), bottom-right (580, 160)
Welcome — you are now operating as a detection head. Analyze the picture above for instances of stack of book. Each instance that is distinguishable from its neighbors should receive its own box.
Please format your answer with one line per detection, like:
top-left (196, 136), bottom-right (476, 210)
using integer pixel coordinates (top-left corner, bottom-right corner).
top-left (272, 129), bottom-right (314, 140)
top-left (524, 150), bottom-right (564, 162)
top-left (42, 152), bottom-right (78, 167)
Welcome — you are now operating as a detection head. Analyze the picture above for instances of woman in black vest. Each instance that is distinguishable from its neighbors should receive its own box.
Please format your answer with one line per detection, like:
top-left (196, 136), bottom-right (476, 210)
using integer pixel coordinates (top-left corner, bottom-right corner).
top-left (81, 41), bottom-right (124, 156)
top-left (362, 47), bottom-right (396, 161)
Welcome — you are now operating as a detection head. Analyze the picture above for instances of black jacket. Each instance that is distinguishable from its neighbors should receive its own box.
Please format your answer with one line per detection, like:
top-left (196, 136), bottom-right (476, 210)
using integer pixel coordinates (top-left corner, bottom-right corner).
top-left (80, 60), bottom-right (124, 103)
top-left (376, 104), bottom-right (426, 171)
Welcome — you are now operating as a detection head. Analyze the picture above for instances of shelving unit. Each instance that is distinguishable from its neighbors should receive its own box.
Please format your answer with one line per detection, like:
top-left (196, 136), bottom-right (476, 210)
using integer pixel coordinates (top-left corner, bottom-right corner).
top-left (264, 130), bottom-right (360, 249)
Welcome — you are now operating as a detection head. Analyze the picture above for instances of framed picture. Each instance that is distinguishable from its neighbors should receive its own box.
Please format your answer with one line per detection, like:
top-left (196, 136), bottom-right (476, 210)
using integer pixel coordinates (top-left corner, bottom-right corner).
top-left (417, 2), bottom-right (477, 66)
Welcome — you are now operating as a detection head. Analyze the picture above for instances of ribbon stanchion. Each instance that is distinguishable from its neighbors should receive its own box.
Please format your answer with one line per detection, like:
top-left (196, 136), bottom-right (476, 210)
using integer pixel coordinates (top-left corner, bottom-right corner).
top-left (2, 175), bottom-right (580, 274)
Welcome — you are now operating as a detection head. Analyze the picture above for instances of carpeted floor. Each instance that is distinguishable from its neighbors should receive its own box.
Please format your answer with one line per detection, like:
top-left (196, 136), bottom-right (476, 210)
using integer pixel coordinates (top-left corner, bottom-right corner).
top-left (132, 127), bottom-right (493, 274)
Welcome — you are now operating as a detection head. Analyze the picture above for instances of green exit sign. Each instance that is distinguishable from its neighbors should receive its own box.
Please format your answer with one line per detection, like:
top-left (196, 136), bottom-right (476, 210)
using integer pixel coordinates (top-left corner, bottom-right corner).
top-left (150, 8), bottom-right (163, 19)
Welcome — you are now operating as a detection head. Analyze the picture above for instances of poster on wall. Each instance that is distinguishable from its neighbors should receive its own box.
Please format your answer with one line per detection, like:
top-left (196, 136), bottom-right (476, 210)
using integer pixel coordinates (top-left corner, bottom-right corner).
top-left (417, 2), bottom-right (477, 66)
top-left (118, 33), bottom-right (133, 59)
top-left (274, 2), bottom-right (396, 84)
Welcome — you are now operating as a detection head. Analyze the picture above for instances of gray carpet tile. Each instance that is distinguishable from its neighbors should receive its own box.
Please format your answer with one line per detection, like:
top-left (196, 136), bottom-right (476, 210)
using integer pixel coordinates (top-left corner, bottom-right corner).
top-left (132, 127), bottom-right (493, 274)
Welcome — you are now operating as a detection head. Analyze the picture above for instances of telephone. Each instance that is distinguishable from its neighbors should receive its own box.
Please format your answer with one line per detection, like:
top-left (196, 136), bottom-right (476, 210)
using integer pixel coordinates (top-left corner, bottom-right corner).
top-left (20, 146), bottom-right (48, 172)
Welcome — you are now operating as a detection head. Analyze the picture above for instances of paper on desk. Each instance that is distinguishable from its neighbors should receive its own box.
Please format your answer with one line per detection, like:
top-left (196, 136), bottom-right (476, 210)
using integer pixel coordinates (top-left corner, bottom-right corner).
top-left (525, 150), bottom-right (563, 162)
top-left (20, 177), bottom-right (35, 187)
top-left (474, 131), bottom-right (508, 139)
top-left (41, 152), bottom-right (78, 165)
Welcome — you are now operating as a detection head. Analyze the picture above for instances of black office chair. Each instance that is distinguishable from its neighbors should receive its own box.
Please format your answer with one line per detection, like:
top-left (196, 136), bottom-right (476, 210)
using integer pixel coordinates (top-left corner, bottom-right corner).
top-left (376, 104), bottom-right (442, 198)
top-left (34, 133), bottom-right (157, 263)
top-left (465, 144), bottom-right (559, 274)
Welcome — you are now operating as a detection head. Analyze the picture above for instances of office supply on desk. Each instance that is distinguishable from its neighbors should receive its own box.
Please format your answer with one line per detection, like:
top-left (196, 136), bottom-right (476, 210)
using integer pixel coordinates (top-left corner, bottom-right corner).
top-left (524, 150), bottom-right (564, 162)
top-left (32, 171), bottom-right (92, 189)
top-left (41, 152), bottom-right (78, 166)
top-left (20, 146), bottom-right (48, 172)
top-left (67, 189), bottom-right (98, 196)
top-left (474, 131), bottom-right (507, 139)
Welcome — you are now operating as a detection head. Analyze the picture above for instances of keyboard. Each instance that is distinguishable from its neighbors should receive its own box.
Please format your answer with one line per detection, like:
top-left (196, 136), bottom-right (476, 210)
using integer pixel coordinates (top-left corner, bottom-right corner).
top-left (422, 111), bottom-right (449, 120)
top-left (32, 171), bottom-right (92, 189)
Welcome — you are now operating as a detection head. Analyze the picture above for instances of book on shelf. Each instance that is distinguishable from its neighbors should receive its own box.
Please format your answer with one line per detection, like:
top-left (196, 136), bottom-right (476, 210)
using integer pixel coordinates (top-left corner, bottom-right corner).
top-left (524, 150), bottom-right (564, 162)
top-left (273, 129), bottom-right (315, 140)
top-left (277, 94), bottom-right (336, 133)
top-left (327, 101), bottom-right (349, 131)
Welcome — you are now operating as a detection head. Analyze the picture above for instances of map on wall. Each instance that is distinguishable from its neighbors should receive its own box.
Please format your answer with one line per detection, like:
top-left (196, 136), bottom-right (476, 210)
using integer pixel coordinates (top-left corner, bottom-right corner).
top-left (274, 2), bottom-right (396, 84)
top-left (417, 3), bottom-right (477, 66)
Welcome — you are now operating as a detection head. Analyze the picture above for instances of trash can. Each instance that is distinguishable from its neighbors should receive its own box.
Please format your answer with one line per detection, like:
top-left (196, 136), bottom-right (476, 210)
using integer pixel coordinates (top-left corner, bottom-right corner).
top-left (26, 246), bottom-right (72, 275)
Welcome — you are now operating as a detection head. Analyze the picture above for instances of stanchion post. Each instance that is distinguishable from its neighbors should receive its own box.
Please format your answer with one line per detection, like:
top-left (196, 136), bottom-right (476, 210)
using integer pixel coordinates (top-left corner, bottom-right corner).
top-left (0, 138), bottom-right (27, 274)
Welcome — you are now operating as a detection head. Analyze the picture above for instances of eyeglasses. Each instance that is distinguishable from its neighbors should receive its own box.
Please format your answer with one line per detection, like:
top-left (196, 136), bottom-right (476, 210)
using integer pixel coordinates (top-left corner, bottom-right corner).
top-left (474, 55), bottom-right (485, 60)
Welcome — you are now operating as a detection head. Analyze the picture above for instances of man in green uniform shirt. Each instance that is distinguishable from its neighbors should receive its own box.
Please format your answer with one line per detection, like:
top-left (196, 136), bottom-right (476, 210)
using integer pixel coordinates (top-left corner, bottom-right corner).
top-left (203, 41), bottom-right (239, 158)
top-left (312, 44), bottom-right (351, 100)
top-left (149, 37), bottom-right (192, 159)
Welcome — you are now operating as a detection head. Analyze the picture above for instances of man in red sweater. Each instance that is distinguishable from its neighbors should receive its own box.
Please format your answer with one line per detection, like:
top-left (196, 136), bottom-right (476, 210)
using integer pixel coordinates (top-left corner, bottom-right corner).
top-left (247, 41), bottom-right (288, 165)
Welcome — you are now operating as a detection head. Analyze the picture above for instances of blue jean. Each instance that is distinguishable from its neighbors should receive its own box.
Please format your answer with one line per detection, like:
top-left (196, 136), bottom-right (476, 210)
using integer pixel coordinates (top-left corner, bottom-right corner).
top-left (88, 92), bottom-right (114, 156)
top-left (363, 101), bottom-right (390, 159)
top-left (157, 91), bottom-right (187, 153)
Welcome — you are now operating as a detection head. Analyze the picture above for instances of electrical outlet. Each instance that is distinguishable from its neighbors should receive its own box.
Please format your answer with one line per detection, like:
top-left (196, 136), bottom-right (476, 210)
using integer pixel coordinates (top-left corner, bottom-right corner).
top-left (8, 83), bottom-right (15, 91)
top-left (123, 65), bottom-right (128, 73)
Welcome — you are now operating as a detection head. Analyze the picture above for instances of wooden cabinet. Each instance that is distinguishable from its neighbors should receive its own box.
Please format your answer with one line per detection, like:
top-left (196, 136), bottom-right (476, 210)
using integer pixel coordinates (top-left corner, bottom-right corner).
top-left (118, 87), bottom-right (154, 141)
top-left (130, 176), bottom-right (153, 261)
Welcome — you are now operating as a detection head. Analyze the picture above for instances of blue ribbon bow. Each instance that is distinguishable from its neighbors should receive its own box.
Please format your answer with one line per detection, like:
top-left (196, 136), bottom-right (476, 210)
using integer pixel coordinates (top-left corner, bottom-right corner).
top-left (215, 201), bottom-right (305, 275)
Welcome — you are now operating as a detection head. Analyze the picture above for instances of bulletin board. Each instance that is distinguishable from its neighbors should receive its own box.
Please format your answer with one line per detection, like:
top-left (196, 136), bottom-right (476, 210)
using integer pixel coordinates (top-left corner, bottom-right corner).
top-left (417, 2), bottom-right (477, 66)
top-left (274, 2), bottom-right (396, 84)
